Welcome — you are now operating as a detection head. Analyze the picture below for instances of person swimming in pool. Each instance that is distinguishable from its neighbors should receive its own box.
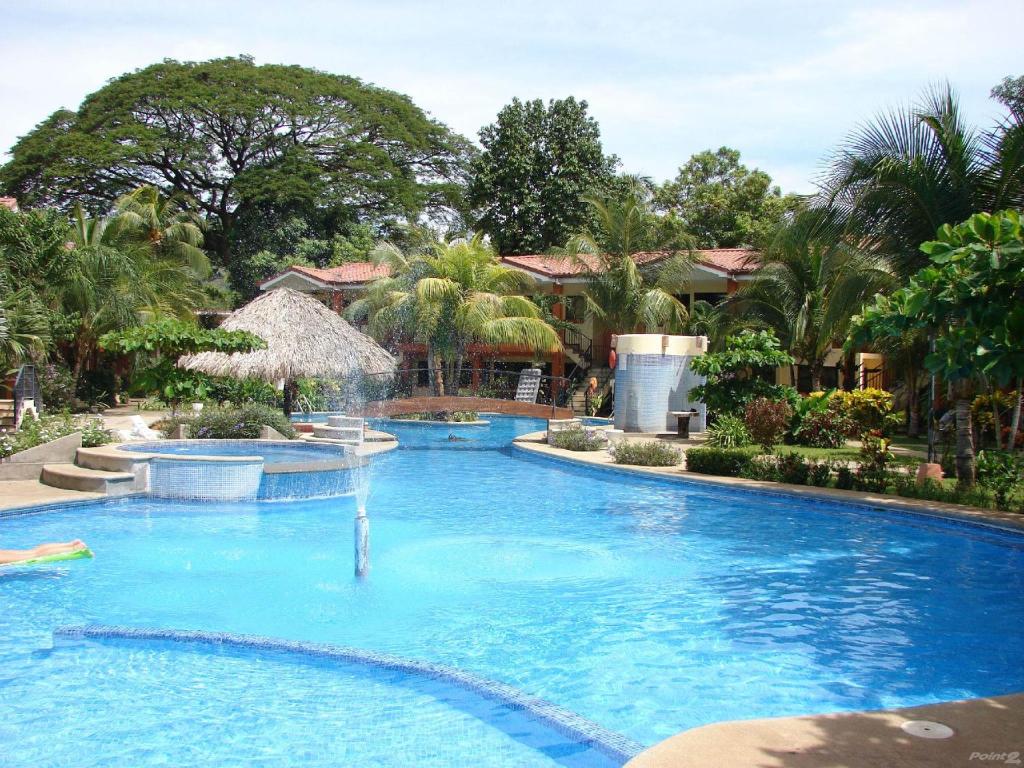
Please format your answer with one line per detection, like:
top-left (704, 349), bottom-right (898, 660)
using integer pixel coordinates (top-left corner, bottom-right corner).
top-left (0, 540), bottom-right (88, 565)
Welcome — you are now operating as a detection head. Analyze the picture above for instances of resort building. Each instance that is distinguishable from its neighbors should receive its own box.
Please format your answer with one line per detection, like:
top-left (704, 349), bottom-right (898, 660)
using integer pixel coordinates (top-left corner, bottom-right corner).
top-left (260, 248), bottom-right (883, 397)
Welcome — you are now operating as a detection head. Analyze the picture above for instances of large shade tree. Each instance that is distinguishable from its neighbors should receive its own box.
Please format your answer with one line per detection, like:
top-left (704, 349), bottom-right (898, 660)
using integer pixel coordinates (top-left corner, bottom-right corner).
top-left (655, 147), bottom-right (798, 248)
top-left (348, 236), bottom-right (560, 394)
top-left (468, 97), bottom-right (618, 254)
top-left (0, 57), bottom-right (475, 280)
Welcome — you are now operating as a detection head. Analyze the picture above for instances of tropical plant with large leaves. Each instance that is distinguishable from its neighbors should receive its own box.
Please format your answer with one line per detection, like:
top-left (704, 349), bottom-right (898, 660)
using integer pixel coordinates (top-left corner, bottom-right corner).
top-left (564, 177), bottom-right (695, 334)
top-left (57, 204), bottom-right (209, 388)
top-left (348, 235), bottom-right (560, 394)
top-left (725, 211), bottom-right (895, 391)
top-left (820, 83), bottom-right (1024, 279)
top-left (0, 265), bottom-right (50, 371)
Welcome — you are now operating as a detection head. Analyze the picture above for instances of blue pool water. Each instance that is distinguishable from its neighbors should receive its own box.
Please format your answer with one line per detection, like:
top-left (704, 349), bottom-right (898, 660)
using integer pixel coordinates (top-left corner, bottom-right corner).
top-left (2, 415), bottom-right (1024, 766)
top-left (120, 439), bottom-right (350, 465)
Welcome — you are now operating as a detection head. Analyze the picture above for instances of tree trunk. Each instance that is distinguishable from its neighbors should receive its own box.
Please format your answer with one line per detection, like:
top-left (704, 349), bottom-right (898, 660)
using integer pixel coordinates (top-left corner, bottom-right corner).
top-left (954, 387), bottom-right (976, 486)
top-left (1009, 378), bottom-right (1022, 451)
top-left (990, 385), bottom-right (1004, 450)
top-left (842, 351), bottom-right (856, 391)
top-left (810, 362), bottom-right (823, 392)
top-left (907, 373), bottom-right (921, 438)
top-left (282, 379), bottom-right (295, 416)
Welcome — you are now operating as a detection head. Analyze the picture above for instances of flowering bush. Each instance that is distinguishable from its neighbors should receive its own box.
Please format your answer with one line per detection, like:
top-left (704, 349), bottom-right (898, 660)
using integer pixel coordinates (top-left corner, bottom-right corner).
top-left (0, 412), bottom-right (113, 459)
top-left (743, 397), bottom-right (793, 453)
top-left (830, 389), bottom-right (894, 431)
top-left (794, 407), bottom-right (855, 448)
top-left (550, 424), bottom-right (605, 451)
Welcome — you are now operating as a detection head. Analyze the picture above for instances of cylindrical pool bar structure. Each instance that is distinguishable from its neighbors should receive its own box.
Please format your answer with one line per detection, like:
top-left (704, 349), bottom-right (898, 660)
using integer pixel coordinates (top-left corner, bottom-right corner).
top-left (613, 334), bottom-right (707, 434)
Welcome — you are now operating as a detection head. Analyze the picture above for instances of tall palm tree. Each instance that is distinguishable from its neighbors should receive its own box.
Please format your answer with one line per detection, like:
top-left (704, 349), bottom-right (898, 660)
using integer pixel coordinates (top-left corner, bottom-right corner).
top-left (565, 177), bottom-right (695, 334)
top-left (726, 211), bottom-right (894, 391)
top-left (821, 83), bottom-right (1024, 279)
top-left (349, 235), bottom-right (561, 395)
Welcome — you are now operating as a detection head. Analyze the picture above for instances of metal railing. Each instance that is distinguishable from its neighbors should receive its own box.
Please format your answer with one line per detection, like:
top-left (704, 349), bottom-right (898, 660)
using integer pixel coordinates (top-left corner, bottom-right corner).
top-left (562, 326), bottom-right (593, 366)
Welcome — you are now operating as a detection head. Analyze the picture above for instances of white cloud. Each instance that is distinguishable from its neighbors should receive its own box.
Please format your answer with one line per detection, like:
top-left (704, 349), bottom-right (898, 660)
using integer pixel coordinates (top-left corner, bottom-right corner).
top-left (1, 0), bottom-right (1021, 194)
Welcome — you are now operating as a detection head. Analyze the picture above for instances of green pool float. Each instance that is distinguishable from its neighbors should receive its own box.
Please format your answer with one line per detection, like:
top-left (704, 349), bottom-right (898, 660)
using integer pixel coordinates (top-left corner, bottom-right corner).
top-left (1, 548), bottom-right (94, 568)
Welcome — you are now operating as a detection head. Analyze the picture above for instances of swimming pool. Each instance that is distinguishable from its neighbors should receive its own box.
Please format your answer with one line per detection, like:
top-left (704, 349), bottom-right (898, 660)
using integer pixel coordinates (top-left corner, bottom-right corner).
top-left (2, 415), bottom-right (1023, 765)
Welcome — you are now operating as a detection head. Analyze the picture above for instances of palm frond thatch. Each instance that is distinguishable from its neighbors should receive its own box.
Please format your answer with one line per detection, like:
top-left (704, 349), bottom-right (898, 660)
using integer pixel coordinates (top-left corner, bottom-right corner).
top-left (179, 287), bottom-right (395, 382)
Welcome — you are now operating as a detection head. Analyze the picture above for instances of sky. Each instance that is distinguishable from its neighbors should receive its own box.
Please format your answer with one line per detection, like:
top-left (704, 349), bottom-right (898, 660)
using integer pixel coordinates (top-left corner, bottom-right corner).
top-left (2, 0), bottom-right (1021, 194)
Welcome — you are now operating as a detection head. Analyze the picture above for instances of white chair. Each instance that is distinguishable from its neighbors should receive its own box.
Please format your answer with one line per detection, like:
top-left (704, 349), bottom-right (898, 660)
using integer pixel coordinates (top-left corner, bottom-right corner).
top-left (128, 415), bottom-right (161, 441)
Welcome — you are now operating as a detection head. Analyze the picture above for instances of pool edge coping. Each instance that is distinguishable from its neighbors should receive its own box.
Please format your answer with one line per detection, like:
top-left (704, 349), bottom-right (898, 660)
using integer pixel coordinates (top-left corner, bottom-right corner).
top-left (511, 435), bottom-right (1024, 537)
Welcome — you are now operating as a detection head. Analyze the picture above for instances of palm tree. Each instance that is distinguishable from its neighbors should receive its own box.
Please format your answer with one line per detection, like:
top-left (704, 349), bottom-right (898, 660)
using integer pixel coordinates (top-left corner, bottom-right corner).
top-left (565, 177), bottom-right (695, 334)
top-left (821, 83), bottom-right (1024, 457)
top-left (820, 83), bottom-right (1024, 279)
top-left (114, 186), bottom-right (209, 272)
top-left (0, 265), bottom-right (49, 370)
top-left (726, 211), bottom-right (894, 391)
top-left (349, 235), bottom-right (561, 395)
top-left (58, 205), bottom-right (208, 389)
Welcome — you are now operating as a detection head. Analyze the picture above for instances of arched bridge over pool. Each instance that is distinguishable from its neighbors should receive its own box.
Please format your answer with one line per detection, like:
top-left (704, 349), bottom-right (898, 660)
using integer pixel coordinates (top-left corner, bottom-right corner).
top-left (351, 396), bottom-right (573, 420)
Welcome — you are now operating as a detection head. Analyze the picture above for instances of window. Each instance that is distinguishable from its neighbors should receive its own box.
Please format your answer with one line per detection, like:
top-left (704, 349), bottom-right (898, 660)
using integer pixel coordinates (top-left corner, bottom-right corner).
top-left (694, 292), bottom-right (726, 307)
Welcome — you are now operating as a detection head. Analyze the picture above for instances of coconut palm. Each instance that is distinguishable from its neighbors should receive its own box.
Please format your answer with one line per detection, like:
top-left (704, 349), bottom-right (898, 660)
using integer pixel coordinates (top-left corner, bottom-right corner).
top-left (726, 211), bottom-right (894, 391)
top-left (114, 185), bottom-right (209, 273)
top-left (565, 177), bottom-right (695, 334)
top-left (820, 83), bottom-right (1024, 279)
top-left (349, 235), bottom-right (560, 394)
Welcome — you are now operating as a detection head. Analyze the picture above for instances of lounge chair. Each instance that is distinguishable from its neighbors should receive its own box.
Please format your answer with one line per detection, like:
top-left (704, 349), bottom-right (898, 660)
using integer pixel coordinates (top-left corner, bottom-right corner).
top-left (116, 415), bottom-right (161, 442)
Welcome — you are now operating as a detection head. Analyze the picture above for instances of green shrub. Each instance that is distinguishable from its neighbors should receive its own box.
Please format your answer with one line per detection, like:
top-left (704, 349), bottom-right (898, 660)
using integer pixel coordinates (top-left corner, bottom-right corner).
top-left (976, 450), bottom-right (1023, 508)
top-left (613, 440), bottom-right (682, 466)
top-left (163, 404), bottom-right (296, 440)
top-left (853, 432), bottom-right (894, 492)
top-left (830, 388), bottom-right (894, 431)
top-left (807, 460), bottom-right (834, 487)
top-left (0, 412), bottom-right (113, 458)
top-left (744, 397), bottom-right (793, 453)
top-left (684, 446), bottom-right (755, 476)
top-left (793, 407), bottom-right (854, 448)
top-left (688, 330), bottom-right (797, 417)
top-left (706, 414), bottom-right (751, 448)
top-left (892, 475), bottom-right (999, 509)
top-left (835, 465), bottom-right (855, 490)
top-left (777, 452), bottom-right (811, 485)
top-left (550, 424), bottom-right (605, 451)
top-left (741, 454), bottom-right (781, 481)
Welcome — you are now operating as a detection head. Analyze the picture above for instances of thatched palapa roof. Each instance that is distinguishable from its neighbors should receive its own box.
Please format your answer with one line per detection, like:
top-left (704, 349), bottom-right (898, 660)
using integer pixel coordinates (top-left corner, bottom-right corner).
top-left (179, 287), bottom-right (395, 382)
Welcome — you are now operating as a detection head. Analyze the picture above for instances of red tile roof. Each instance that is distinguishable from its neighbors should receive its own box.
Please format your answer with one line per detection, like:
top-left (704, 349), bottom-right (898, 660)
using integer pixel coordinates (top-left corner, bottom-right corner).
top-left (262, 262), bottom-right (392, 289)
top-left (500, 248), bottom-right (760, 279)
top-left (0, 197), bottom-right (18, 212)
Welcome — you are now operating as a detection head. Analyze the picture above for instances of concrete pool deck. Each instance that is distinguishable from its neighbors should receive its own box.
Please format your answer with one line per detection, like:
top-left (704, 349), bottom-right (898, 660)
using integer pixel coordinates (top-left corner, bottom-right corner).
top-left (626, 693), bottom-right (1024, 768)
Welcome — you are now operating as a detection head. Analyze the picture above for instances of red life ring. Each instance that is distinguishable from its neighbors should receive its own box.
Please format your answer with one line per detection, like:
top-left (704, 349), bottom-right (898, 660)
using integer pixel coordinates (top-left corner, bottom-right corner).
top-left (608, 349), bottom-right (617, 369)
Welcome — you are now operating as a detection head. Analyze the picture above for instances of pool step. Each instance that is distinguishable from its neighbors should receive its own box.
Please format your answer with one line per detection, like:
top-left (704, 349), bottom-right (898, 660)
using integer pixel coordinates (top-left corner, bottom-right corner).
top-left (41, 463), bottom-right (137, 496)
top-left (76, 446), bottom-right (146, 473)
top-left (311, 424), bottom-right (363, 443)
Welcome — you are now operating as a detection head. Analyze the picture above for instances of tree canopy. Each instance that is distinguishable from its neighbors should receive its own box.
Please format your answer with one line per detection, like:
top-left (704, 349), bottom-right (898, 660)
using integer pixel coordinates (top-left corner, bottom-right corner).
top-left (655, 147), bottom-right (797, 248)
top-left (0, 56), bottom-right (474, 272)
top-left (468, 97), bottom-right (618, 254)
